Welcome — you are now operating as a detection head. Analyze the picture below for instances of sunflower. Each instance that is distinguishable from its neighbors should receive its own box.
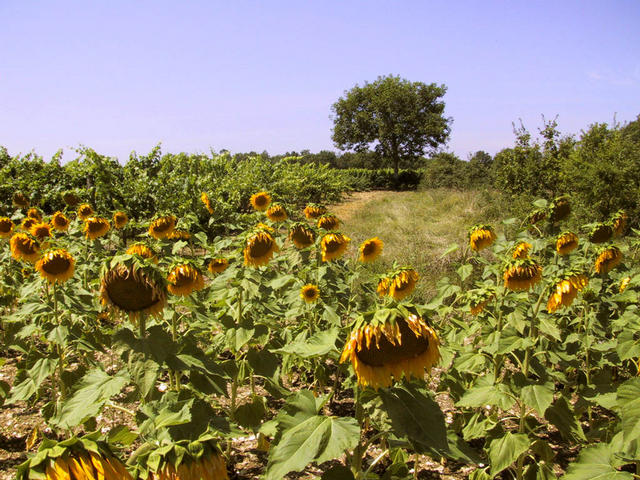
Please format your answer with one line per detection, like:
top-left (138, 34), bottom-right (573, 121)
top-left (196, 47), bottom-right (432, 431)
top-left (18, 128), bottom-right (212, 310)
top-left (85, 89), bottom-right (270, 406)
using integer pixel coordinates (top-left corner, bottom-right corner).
top-left (549, 196), bottom-right (570, 223)
top-left (300, 284), bottom-right (320, 303)
top-left (126, 243), bottom-right (158, 263)
top-left (250, 191), bottom-right (271, 211)
top-left (201, 192), bottom-right (214, 214)
top-left (51, 211), bottom-right (70, 232)
top-left (556, 231), bottom-right (578, 255)
top-left (168, 229), bottom-right (191, 240)
top-left (84, 217), bottom-right (111, 240)
top-left (148, 215), bottom-right (177, 239)
top-left (377, 277), bottom-right (390, 297)
top-left (41, 451), bottom-right (133, 480)
top-left (612, 211), bottom-right (628, 237)
top-left (244, 229), bottom-right (279, 267)
top-left (468, 288), bottom-right (496, 315)
top-left (266, 204), bottom-right (288, 222)
top-left (100, 262), bottom-right (167, 320)
top-left (340, 309), bottom-right (440, 389)
top-left (320, 232), bottom-right (350, 262)
top-left (469, 225), bottom-right (497, 252)
top-left (511, 242), bottom-right (532, 259)
top-left (359, 237), bottom-right (384, 262)
top-left (594, 246), bottom-right (622, 275)
top-left (620, 277), bottom-right (631, 293)
top-left (589, 223), bottom-right (613, 244)
top-left (12, 192), bottom-right (30, 208)
top-left (304, 204), bottom-right (327, 220)
top-left (21, 217), bottom-right (37, 231)
top-left (30, 222), bottom-right (53, 240)
top-left (62, 191), bottom-right (80, 207)
top-left (208, 258), bottom-right (229, 274)
top-left (10, 233), bottom-right (40, 263)
top-left (503, 259), bottom-right (542, 291)
top-left (144, 442), bottom-right (229, 480)
top-left (547, 273), bottom-right (588, 313)
top-left (77, 203), bottom-right (94, 221)
top-left (35, 249), bottom-right (75, 284)
top-left (27, 207), bottom-right (43, 221)
top-left (167, 264), bottom-right (205, 296)
top-left (526, 208), bottom-right (547, 225)
top-left (387, 269), bottom-right (419, 301)
top-left (288, 223), bottom-right (316, 249)
top-left (113, 211), bottom-right (128, 229)
top-left (0, 217), bottom-right (14, 238)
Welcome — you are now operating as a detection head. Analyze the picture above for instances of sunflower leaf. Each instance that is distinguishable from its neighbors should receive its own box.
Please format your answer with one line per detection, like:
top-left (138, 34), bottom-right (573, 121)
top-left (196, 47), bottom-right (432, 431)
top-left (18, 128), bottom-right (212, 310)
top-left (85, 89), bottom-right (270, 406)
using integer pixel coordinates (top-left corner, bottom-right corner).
top-left (561, 441), bottom-right (633, 480)
top-left (456, 384), bottom-right (515, 411)
top-left (273, 328), bottom-right (339, 358)
top-left (488, 432), bottom-right (530, 476)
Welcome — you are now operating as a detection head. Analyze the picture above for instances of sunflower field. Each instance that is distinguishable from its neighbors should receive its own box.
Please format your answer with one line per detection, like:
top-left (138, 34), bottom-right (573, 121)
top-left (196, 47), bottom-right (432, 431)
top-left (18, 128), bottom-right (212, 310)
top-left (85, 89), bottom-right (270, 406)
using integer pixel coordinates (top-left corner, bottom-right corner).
top-left (1, 185), bottom-right (640, 480)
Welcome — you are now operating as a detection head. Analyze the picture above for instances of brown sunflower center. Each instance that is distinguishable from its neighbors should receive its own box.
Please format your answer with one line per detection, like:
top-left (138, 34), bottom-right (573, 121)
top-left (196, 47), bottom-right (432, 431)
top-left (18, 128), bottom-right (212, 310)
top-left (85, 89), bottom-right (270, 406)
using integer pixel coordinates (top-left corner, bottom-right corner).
top-left (362, 242), bottom-right (377, 257)
top-left (304, 288), bottom-right (317, 298)
top-left (324, 238), bottom-right (343, 253)
top-left (54, 216), bottom-right (68, 227)
top-left (292, 229), bottom-right (313, 246)
top-left (590, 225), bottom-right (613, 243)
top-left (42, 255), bottom-right (71, 275)
top-left (254, 196), bottom-right (268, 207)
top-left (17, 238), bottom-right (38, 254)
top-left (88, 221), bottom-right (106, 233)
top-left (356, 320), bottom-right (429, 367)
top-left (249, 237), bottom-right (273, 257)
top-left (79, 207), bottom-right (92, 216)
top-left (33, 226), bottom-right (51, 238)
top-left (106, 271), bottom-right (160, 311)
top-left (0, 220), bottom-right (12, 233)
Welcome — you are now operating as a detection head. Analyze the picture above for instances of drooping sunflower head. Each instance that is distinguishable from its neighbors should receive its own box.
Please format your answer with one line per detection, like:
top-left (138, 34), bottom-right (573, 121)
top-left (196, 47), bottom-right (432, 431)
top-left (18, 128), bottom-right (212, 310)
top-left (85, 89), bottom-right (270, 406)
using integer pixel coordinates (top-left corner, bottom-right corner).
top-left (244, 228), bottom-right (279, 267)
top-left (546, 272), bottom-right (588, 313)
top-left (266, 203), bottom-right (288, 222)
top-left (359, 237), bottom-right (384, 263)
top-left (526, 208), bottom-right (547, 225)
top-left (303, 203), bottom-right (327, 220)
top-left (62, 191), bottom-right (81, 207)
top-left (300, 284), bottom-right (320, 303)
top-left (113, 211), bottom-right (128, 229)
top-left (503, 258), bottom-right (543, 291)
top-left (556, 231), bottom-right (579, 255)
top-left (468, 287), bottom-right (496, 315)
top-left (594, 246), bottom-right (622, 275)
top-left (469, 225), bottom-right (497, 252)
top-left (611, 210), bottom-right (628, 237)
top-left (126, 243), bottom-right (158, 263)
top-left (148, 215), bottom-right (177, 239)
top-left (84, 217), bottom-right (111, 240)
top-left (51, 211), bottom-right (70, 232)
top-left (320, 232), bottom-right (350, 262)
top-left (27, 207), bottom-right (43, 221)
top-left (549, 196), bottom-right (571, 223)
top-left (9, 233), bottom-right (40, 263)
top-left (511, 241), bottom-right (532, 259)
top-left (250, 191), bottom-right (272, 211)
top-left (30, 222), bottom-right (53, 240)
top-left (386, 268), bottom-right (419, 301)
top-left (167, 263), bottom-right (205, 296)
top-left (12, 192), bottom-right (30, 208)
top-left (317, 214), bottom-right (340, 231)
top-left (208, 258), bottom-right (229, 274)
top-left (0, 217), bottom-right (14, 238)
top-left (21, 217), bottom-right (37, 232)
top-left (588, 223), bottom-right (614, 244)
top-left (35, 249), bottom-right (75, 284)
top-left (201, 192), bottom-right (214, 214)
top-left (99, 260), bottom-right (167, 320)
top-left (77, 203), bottom-right (94, 221)
top-left (340, 307), bottom-right (440, 389)
top-left (288, 222), bottom-right (316, 249)
top-left (167, 228), bottom-right (191, 240)
top-left (377, 277), bottom-right (390, 297)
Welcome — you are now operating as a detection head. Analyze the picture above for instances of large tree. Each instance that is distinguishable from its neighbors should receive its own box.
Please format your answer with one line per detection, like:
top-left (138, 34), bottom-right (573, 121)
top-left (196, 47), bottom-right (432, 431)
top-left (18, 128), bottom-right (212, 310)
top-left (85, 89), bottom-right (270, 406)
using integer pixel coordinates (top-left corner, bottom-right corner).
top-left (331, 75), bottom-right (451, 182)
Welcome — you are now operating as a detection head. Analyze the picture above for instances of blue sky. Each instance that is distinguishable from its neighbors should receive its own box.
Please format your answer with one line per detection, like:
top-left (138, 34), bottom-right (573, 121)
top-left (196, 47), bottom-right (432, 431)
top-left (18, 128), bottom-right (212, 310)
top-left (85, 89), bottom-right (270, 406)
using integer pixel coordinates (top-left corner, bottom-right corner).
top-left (1, 1), bottom-right (639, 163)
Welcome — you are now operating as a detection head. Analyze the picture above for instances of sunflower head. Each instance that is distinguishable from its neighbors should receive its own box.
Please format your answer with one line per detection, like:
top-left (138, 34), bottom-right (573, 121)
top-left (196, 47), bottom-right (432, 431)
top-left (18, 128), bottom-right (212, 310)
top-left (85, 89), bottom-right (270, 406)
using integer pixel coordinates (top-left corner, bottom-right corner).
top-left (77, 203), bottom-right (94, 221)
top-left (377, 277), bottom-right (390, 297)
top-left (21, 217), bottom-right (37, 232)
top-left (300, 284), bottom-right (320, 303)
top-left (27, 207), bottom-right (43, 221)
top-left (62, 191), bottom-right (81, 207)
top-left (84, 217), bottom-right (111, 240)
top-left (266, 203), bottom-right (288, 222)
top-left (556, 231), bottom-right (579, 255)
top-left (611, 210), bottom-right (628, 237)
top-left (208, 258), bottom-right (229, 274)
top-left (320, 232), bottom-right (350, 262)
top-left (546, 272), bottom-right (588, 313)
top-left (12, 192), bottom-right (30, 208)
top-left (620, 277), bottom-right (631, 293)
top-left (385, 268), bottom-right (419, 301)
top-left (468, 287), bottom-right (496, 315)
top-left (10, 233), bottom-right (40, 263)
top-left (35, 249), bottom-right (75, 284)
top-left (51, 211), bottom-right (70, 232)
top-left (148, 215), bottom-right (177, 239)
top-left (167, 228), bottom-right (191, 241)
top-left (250, 191), bottom-right (272, 211)
top-left (511, 241), bottom-right (532, 259)
top-left (304, 204), bottom-right (327, 220)
top-left (588, 223), bottom-right (614, 244)
top-left (359, 237), bottom-right (384, 263)
top-left (526, 208), bottom-right (547, 225)
top-left (0, 217), bottom-right (14, 238)
top-left (594, 246), bottom-right (622, 275)
top-left (317, 214), bottom-right (340, 231)
top-left (201, 192), bottom-right (214, 214)
top-left (288, 223), bottom-right (316, 249)
top-left (503, 258), bottom-right (543, 291)
top-left (30, 222), bottom-right (53, 240)
top-left (113, 211), bottom-right (128, 229)
top-left (549, 196), bottom-right (571, 223)
top-left (244, 228), bottom-right (279, 267)
top-left (126, 243), bottom-right (158, 263)
top-left (469, 225), bottom-right (497, 252)
top-left (167, 263), bottom-right (205, 296)
top-left (340, 306), bottom-right (440, 389)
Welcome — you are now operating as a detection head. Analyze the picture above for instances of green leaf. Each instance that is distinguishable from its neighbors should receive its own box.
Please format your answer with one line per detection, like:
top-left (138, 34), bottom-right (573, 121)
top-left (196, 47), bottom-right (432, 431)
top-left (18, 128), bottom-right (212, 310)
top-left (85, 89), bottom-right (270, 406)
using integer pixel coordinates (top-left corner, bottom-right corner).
top-left (488, 432), bottom-right (530, 476)
top-left (8, 357), bottom-right (57, 403)
top-left (440, 243), bottom-right (459, 259)
top-left (274, 328), bottom-right (339, 358)
top-left (521, 385), bottom-right (554, 417)
top-left (562, 443), bottom-right (633, 480)
top-left (616, 378), bottom-right (640, 457)
top-left (545, 396), bottom-right (586, 443)
top-left (457, 264), bottom-right (473, 282)
top-left (235, 396), bottom-right (267, 431)
top-left (456, 385), bottom-right (515, 411)
top-left (321, 465), bottom-right (355, 480)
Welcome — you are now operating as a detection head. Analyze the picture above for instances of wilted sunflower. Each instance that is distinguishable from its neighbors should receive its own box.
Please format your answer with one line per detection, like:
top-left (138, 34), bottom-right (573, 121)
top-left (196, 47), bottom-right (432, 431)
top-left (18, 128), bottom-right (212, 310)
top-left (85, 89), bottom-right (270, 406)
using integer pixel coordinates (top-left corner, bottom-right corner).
top-left (526, 208), bottom-right (547, 225)
top-left (167, 264), bottom-right (205, 296)
top-left (62, 191), bottom-right (80, 207)
top-left (51, 211), bottom-right (70, 232)
top-left (30, 222), bottom-right (53, 240)
top-left (387, 269), bottom-right (419, 301)
top-left (77, 203), bottom-right (94, 221)
top-left (168, 229), bottom-right (191, 241)
top-left (126, 243), bottom-right (158, 263)
top-left (35, 249), bottom-right (75, 284)
top-left (244, 229), bottom-right (279, 267)
top-left (21, 217), bottom-right (37, 231)
top-left (10, 233), bottom-right (40, 263)
top-left (12, 192), bottom-right (30, 208)
top-left (511, 241), bottom-right (532, 259)
top-left (468, 288), bottom-right (496, 315)
top-left (612, 211), bottom-right (628, 237)
top-left (27, 207), bottom-right (42, 221)
top-left (304, 204), bottom-right (327, 220)
top-left (145, 443), bottom-right (229, 480)
top-left (43, 451), bottom-right (132, 480)
top-left (250, 191), bottom-right (272, 211)
top-left (620, 277), bottom-right (631, 293)
top-left (359, 237), bottom-right (384, 262)
top-left (0, 217), bottom-right (14, 238)
top-left (201, 192), bottom-right (214, 214)
top-left (300, 284), bottom-right (320, 303)
top-left (100, 262), bottom-right (167, 320)
top-left (317, 214), bottom-right (340, 231)
top-left (208, 258), bottom-right (229, 274)
top-left (377, 277), bottom-right (390, 297)
top-left (469, 225), bottom-right (497, 252)
top-left (148, 215), bottom-right (177, 239)
top-left (84, 217), bottom-right (111, 240)
top-left (320, 232), bottom-right (350, 262)
top-left (266, 204), bottom-right (288, 222)
top-left (547, 273), bottom-right (588, 313)
top-left (340, 310), bottom-right (440, 389)
top-left (589, 223), bottom-right (613, 244)
top-left (288, 223), bottom-right (315, 249)
top-left (549, 196), bottom-right (570, 223)
top-left (594, 246), bottom-right (622, 275)
top-left (113, 211), bottom-right (128, 229)
top-left (556, 231), bottom-right (579, 255)
top-left (503, 259), bottom-right (542, 291)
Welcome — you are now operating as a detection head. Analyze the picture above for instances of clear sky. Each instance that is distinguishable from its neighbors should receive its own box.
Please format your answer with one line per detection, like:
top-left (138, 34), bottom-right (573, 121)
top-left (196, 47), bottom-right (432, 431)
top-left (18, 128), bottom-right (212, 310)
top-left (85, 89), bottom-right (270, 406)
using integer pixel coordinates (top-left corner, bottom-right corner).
top-left (1, 1), bottom-right (639, 163)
